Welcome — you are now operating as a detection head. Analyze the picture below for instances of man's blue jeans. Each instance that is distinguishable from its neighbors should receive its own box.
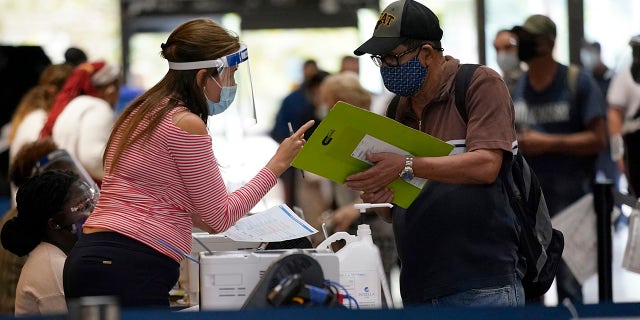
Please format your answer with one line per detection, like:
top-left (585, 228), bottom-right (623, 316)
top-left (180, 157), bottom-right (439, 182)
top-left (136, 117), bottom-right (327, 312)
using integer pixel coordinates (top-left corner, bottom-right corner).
top-left (427, 274), bottom-right (525, 307)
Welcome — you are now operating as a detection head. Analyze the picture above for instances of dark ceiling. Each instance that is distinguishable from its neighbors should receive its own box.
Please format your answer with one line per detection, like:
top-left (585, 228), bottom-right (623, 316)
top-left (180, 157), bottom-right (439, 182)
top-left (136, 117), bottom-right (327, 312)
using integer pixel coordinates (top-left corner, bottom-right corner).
top-left (119, 0), bottom-right (380, 78)
top-left (121, 0), bottom-right (380, 30)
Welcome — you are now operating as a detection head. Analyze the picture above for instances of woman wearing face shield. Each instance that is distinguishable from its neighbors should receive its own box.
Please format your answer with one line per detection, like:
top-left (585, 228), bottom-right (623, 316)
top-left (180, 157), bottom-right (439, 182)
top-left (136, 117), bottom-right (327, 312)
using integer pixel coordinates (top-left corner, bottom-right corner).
top-left (0, 138), bottom-right (99, 315)
top-left (0, 170), bottom-right (93, 316)
top-left (62, 18), bottom-right (314, 309)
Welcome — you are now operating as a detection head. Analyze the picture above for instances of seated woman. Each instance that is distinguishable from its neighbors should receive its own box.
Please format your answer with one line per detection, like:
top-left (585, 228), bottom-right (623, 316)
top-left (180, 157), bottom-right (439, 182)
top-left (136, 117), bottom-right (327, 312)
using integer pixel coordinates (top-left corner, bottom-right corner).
top-left (0, 138), bottom-right (59, 314)
top-left (0, 170), bottom-right (96, 316)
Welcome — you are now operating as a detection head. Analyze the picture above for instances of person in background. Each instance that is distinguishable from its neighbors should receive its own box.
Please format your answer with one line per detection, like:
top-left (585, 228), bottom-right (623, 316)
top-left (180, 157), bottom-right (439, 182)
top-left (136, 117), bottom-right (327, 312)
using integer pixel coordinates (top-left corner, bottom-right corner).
top-left (580, 40), bottom-right (620, 197)
top-left (1, 169), bottom-right (95, 316)
top-left (115, 84), bottom-right (144, 115)
top-left (302, 59), bottom-right (319, 84)
top-left (0, 138), bottom-right (59, 315)
top-left (493, 29), bottom-right (524, 96)
top-left (62, 18), bottom-right (314, 309)
top-left (40, 61), bottom-right (121, 184)
top-left (347, 0), bottom-right (522, 307)
top-left (63, 47), bottom-right (88, 67)
top-left (270, 70), bottom-right (329, 208)
top-left (271, 65), bottom-right (326, 143)
top-left (581, 41), bottom-right (614, 97)
top-left (607, 35), bottom-right (640, 198)
top-left (511, 15), bottom-right (607, 304)
top-left (0, 137), bottom-right (99, 315)
top-left (290, 71), bottom-right (329, 139)
top-left (340, 55), bottom-right (360, 74)
top-left (9, 64), bottom-right (73, 164)
top-left (295, 71), bottom-right (369, 246)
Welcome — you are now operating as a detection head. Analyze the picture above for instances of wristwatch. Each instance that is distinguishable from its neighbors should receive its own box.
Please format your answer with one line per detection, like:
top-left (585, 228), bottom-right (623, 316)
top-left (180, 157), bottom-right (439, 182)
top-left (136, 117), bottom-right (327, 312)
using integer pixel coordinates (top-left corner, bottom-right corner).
top-left (399, 155), bottom-right (414, 181)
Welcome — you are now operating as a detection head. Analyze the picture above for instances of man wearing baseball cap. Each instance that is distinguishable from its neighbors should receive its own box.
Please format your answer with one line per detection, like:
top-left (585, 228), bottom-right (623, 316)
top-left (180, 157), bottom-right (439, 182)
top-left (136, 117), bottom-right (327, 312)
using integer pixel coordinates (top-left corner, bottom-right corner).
top-left (346, 0), bottom-right (523, 307)
top-left (510, 14), bottom-right (607, 305)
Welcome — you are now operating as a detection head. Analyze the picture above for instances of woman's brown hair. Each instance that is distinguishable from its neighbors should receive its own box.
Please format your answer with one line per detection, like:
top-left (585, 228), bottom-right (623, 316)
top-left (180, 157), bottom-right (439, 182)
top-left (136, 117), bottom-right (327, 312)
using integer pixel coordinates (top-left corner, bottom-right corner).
top-left (8, 64), bottom-right (73, 143)
top-left (105, 18), bottom-right (240, 173)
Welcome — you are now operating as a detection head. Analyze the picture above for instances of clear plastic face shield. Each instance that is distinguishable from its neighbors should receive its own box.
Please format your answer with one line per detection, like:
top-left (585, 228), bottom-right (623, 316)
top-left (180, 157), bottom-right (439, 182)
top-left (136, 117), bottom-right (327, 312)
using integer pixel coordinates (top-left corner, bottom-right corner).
top-left (54, 179), bottom-right (96, 238)
top-left (34, 149), bottom-right (100, 208)
top-left (168, 44), bottom-right (257, 126)
top-left (36, 150), bottom-right (99, 239)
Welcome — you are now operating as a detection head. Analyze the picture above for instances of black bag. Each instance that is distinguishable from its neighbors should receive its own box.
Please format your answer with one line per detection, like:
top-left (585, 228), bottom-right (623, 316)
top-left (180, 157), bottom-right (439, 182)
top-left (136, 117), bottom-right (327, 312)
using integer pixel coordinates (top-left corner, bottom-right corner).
top-left (502, 150), bottom-right (565, 299)
top-left (387, 64), bottom-right (564, 299)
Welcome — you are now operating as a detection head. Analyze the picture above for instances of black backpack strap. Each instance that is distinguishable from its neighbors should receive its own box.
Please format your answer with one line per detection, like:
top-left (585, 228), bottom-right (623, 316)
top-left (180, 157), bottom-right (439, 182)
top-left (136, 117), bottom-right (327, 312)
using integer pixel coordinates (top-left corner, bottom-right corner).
top-left (454, 64), bottom-right (481, 123)
top-left (386, 94), bottom-right (401, 119)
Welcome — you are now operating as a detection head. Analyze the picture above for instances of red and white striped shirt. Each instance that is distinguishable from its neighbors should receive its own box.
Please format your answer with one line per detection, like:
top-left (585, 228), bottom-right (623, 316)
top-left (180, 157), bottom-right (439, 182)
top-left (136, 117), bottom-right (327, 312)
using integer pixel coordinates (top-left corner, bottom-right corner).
top-left (84, 102), bottom-right (277, 262)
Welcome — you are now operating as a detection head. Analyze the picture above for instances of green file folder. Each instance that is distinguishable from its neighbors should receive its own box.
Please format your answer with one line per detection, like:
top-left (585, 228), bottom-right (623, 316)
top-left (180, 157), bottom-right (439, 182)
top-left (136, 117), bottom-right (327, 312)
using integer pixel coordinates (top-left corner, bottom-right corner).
top-left (291, 101), bottom-right (454, 208)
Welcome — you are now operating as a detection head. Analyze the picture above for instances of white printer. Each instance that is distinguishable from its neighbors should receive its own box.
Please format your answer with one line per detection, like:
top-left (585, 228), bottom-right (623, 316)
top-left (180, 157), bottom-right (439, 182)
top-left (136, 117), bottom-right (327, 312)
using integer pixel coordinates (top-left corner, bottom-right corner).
top-left (199, 249), bottom-right (339, 310)
top-left (185, 233), bottom-right (261, 305)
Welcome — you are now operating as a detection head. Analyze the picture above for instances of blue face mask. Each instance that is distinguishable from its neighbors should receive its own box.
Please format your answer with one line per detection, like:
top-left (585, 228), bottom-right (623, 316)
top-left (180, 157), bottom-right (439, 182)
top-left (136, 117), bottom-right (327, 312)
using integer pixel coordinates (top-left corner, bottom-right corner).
top-left (205, 85), bottom-right (237, 116)
top-left (380, 56), bottom-right (428, 97)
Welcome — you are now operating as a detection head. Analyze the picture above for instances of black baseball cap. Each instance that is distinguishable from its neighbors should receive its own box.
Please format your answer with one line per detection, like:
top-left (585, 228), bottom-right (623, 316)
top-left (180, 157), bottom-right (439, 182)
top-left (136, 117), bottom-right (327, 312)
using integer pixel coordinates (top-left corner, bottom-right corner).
top-left (354, 0), bottom-right (443, 56)
top-left (512, 14), bottom-right (557, 39)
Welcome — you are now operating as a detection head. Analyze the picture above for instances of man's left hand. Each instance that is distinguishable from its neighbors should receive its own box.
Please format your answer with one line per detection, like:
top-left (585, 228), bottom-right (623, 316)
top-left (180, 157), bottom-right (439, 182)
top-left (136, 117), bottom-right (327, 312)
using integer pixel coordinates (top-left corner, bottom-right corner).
top-left (345, 152), bottom-right (404, 193)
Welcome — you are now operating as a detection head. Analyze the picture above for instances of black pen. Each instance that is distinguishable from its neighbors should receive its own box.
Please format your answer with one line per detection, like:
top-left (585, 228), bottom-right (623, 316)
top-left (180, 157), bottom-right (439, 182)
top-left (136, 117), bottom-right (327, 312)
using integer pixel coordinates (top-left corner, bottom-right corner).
top-left (288, 122), bottom-right (305, 179)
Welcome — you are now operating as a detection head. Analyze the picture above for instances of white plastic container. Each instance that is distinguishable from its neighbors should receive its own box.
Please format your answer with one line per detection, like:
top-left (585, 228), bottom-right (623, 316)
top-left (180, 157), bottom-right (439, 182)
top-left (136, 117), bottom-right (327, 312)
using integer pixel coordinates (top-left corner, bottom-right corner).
top-left (317, 224), bottom-right (382, 309)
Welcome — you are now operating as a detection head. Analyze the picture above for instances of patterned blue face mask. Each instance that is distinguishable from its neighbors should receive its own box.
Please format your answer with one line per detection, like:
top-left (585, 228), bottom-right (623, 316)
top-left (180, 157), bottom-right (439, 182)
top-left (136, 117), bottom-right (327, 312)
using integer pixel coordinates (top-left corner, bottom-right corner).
top-left (380, 56), bottom-right (428, 97)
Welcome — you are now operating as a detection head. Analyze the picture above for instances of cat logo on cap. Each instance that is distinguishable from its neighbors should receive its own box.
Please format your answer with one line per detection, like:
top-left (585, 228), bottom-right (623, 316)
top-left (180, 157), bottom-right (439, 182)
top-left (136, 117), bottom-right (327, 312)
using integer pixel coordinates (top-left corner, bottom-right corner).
top-left (375, 12), bottom-right (396, 30)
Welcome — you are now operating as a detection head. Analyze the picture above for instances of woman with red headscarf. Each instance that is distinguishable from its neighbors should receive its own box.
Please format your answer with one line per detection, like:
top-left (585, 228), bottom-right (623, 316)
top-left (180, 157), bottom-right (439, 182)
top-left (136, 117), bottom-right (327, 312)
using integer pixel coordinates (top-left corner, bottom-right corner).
top-left (40, 61), bottom-right (120, 184)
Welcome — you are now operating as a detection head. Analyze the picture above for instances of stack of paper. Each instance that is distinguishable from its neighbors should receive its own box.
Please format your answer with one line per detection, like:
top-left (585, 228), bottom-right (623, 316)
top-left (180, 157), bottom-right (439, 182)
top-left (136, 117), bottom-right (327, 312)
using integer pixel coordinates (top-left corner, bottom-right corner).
top-left (221, 204), bottom-right (317, 242)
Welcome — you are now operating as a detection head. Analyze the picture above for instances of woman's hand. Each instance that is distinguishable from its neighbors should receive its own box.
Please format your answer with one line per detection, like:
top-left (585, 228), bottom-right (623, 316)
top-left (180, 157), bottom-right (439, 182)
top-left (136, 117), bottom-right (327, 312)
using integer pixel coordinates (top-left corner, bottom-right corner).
top-left (191, 212), bottom-right (216, 234)
top-left (266, 120), bottom-right (315, 176)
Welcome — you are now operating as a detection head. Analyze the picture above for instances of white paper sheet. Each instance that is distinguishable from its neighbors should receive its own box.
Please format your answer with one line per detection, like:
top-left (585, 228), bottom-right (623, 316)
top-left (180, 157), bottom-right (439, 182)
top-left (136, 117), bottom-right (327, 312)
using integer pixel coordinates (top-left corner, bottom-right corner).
top-left (551, 193), bottom-right (597, 284)
top-left (221, 204), bottom-right (317, 242)
top-left (351, 134), bottom-right (427, 189)
top-left (623, 209), bottom-right (640, 274)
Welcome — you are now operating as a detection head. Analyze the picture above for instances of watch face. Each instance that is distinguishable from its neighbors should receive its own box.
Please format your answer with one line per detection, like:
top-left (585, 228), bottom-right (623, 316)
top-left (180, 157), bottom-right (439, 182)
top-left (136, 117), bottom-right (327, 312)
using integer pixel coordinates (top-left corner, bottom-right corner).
top-left (401, 169), bottom-right (414, 180)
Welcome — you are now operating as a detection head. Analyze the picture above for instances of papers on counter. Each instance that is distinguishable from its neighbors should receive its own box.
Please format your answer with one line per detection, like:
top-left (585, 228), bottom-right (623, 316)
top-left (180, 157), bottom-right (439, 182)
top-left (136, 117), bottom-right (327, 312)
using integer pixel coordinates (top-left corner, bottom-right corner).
top-left (221, 204), bottom-right (317, 242)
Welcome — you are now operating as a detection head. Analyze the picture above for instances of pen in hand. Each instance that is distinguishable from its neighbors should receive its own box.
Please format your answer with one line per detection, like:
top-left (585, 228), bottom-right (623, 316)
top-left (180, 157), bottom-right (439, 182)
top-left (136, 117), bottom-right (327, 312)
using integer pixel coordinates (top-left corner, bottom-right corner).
top-left (288, 122), bottom-right (305, 179)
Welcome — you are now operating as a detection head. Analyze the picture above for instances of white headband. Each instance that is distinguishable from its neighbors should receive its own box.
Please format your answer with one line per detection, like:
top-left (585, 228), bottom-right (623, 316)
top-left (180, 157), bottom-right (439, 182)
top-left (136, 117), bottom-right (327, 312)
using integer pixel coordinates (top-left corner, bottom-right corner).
top-left (91, 63), bottom-right (120, 86)
top-left (167, 44), bottom-right (248, 70)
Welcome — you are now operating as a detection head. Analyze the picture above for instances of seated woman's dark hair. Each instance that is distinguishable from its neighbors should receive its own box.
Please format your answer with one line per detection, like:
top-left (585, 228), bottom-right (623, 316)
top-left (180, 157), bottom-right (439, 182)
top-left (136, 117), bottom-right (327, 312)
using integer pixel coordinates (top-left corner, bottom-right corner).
top-left (1, 170), bottom-right (79, 257)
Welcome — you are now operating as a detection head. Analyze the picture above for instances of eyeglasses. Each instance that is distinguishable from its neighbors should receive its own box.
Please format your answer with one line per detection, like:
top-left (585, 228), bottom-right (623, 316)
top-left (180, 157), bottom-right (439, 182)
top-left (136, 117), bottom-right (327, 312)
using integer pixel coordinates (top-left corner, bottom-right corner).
top-left (68, 182), bottom-right (98, 214)
top-left (69, 195), bottom-right (97, 214)
top-left (370, 46), bottom-right (422, 67)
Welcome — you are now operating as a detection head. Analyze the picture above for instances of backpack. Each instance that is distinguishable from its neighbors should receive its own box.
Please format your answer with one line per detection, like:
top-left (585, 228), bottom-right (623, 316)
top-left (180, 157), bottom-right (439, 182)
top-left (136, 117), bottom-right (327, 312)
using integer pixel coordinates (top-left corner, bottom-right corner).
top-left (387, 64), bottom-right (564, 299)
